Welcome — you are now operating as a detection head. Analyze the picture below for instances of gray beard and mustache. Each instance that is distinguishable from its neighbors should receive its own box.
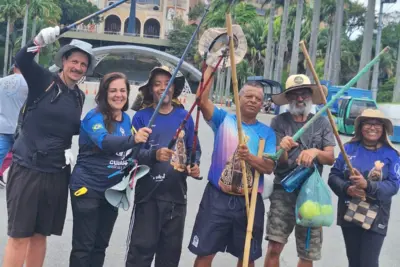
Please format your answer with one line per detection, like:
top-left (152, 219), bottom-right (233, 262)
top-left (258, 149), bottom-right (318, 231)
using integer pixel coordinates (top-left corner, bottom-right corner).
top-left (288, 98), bottom-right (313, 116)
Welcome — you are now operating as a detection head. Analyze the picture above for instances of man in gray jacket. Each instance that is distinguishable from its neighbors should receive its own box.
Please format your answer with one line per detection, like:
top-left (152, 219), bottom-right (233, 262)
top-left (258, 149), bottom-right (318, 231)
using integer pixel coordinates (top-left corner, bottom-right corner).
top-left (0, 61), bottom-right (28, 187)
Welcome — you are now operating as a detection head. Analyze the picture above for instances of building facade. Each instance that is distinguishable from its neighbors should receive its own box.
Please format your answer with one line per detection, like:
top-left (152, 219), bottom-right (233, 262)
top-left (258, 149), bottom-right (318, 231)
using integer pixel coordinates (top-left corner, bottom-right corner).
top-left (80, 0), bottom-right (192, 39)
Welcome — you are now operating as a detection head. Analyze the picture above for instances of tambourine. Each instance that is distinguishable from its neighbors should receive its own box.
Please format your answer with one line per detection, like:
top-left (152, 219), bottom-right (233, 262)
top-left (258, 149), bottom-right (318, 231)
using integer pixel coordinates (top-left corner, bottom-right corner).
top-left (198, 24), bottom-right (247, 68)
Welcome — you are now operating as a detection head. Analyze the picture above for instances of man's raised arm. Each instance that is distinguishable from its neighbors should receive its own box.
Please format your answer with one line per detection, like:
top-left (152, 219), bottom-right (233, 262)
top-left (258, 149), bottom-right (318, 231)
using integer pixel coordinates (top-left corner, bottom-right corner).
top-left (197, 65), bottom-right (215, 121)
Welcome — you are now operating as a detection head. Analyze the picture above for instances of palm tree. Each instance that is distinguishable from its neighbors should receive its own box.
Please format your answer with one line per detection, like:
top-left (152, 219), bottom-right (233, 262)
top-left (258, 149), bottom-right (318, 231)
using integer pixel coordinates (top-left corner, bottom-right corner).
top-left (392, 40), bottom-right (400, 102)
top-left (356, 0), bottom-right (376, 89)
top-left (306, 0), bottom-right (321, 80)
top-left (0, 0), bottom-right (22, 76)
top-left (29, 0), bottom-right (61, 62)
top-left (21, 0), bottom-right (30, 47)
top-left (329, 0), bottom-right (344, 85)
top-left (274, 0), bottom-right (290, 84)
top-left (263, 0), bottom-right (276, 79)
top-left (289, 0), bottom-right (304, 75)
top-left (245, 17), bottom-right (265, 73)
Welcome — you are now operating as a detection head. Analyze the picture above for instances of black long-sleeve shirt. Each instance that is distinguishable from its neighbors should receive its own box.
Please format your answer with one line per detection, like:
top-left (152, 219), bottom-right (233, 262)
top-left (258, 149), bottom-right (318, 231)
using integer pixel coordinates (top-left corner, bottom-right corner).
top-left (132, 106), bottom-right (202, 204)
top-left (12, 40), bottom-right (85, 173)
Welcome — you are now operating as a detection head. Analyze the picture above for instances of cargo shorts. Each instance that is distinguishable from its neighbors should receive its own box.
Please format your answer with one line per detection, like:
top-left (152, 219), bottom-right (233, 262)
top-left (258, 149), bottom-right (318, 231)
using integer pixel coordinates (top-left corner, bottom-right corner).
top-left (265, 187), bottom-right (323, 261)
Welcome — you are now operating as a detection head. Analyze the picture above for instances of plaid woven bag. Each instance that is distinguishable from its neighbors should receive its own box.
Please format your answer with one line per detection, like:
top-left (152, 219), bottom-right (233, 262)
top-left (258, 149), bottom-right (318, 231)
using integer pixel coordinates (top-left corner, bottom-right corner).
top-left (344, 198), bottom-right (379, 230)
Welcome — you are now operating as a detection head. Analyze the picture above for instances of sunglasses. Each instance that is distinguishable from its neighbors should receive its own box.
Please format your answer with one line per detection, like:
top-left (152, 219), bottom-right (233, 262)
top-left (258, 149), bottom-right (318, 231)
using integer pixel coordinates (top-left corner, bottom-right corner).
top-left (362, 120), bottom-right (384, 129)
top-left (286, 89), bottom-right (312, 100)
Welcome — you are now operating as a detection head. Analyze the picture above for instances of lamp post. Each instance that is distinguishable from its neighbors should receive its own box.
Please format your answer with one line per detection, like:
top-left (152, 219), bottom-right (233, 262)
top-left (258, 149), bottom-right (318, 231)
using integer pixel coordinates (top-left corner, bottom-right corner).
top-left (371, 0), bottom-right (397, 100)
top-left (127, 0), bottom-right (137, 34)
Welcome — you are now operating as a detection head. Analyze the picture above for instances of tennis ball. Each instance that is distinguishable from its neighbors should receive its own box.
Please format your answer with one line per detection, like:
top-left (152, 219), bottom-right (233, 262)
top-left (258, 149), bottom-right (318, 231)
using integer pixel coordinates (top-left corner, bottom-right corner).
top-left (321, 205), bottom-right (333, 216)
top-left (299, 200), bottom-right (320, 219)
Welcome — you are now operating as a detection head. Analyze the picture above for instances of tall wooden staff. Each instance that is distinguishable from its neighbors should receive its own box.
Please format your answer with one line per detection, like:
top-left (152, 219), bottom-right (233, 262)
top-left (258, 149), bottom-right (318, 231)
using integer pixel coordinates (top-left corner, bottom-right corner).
top-left (242, 139), bottom-right (265, 267)
top-left (226, 8), bottom-right (250, 214)
top-left (299, 40), bottom-right (369, 199)
top-left (299, 41), bottom-right (354, 173)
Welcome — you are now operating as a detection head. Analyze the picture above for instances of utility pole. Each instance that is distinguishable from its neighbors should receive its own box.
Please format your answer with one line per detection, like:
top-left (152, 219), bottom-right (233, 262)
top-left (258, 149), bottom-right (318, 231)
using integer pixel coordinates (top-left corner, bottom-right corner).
top-left (127, 0), bottom-right (137, 35)
top-left (371, 0), bottom-right (397, 100)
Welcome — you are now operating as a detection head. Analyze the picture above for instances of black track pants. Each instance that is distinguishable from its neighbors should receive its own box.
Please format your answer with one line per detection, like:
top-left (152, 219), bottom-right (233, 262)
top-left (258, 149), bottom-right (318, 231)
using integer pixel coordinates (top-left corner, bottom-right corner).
top-left (341, 226), bottom-right (385, 267)
top-left (69, 192), bottom-right (118, 267)
top-left (125, 199), bottom-right (186, 267)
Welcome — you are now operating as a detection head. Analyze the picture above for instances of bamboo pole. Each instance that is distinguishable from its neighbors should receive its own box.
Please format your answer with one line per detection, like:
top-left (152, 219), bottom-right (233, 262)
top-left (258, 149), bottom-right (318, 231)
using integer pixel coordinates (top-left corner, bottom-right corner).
top-left (300, 41), bottom-right (354, 174)
top-left (242, 139), bottom-right (265, 267)
top-left (225, 12), bottom-right (250, 214)
top-left (265, 46), bottom-right (390, 161)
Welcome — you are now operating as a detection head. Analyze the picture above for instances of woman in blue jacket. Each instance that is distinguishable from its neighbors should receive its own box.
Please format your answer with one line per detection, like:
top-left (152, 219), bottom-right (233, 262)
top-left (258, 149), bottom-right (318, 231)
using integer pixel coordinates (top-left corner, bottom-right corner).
top-left (328, 109), bottom-right (400, 267)
top-left (68, 72), bottom-right (151, 267)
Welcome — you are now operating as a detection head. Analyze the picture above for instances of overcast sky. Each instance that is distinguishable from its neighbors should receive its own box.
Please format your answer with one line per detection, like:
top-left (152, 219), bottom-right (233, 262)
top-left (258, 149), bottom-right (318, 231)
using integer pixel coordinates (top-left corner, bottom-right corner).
top-left (357, 0), bottom-right (400, 12)
top-left (350, 0), bottom-right (400, 39)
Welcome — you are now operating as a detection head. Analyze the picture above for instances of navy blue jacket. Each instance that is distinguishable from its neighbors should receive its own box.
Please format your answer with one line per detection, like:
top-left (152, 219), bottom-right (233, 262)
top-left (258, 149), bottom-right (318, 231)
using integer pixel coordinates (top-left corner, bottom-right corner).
top-left (328, 142), bottom-right (400, 235)
top-left (70, 108), bottom-right (139, 193)
top-left (132, 106), bottom-right (201, 204)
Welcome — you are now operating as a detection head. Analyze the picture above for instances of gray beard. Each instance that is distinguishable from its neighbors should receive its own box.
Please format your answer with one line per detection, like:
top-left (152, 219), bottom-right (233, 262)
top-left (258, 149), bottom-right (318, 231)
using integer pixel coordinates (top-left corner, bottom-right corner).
top-left (288, 99), bottom-right (313, 116)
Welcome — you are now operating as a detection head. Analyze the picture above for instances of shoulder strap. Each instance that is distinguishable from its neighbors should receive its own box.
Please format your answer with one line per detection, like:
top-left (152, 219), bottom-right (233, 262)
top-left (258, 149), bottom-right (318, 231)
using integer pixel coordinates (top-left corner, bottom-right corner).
top-left (14, 81), bottom-right (55, 140)
top-left (21, 81), bottom-right (55, 120)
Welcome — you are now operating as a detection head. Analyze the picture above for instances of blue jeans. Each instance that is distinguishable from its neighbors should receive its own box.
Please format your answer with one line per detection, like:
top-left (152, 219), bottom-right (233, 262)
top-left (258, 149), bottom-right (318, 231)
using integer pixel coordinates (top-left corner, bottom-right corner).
top-left (0, 134), bottom-right (14, 168)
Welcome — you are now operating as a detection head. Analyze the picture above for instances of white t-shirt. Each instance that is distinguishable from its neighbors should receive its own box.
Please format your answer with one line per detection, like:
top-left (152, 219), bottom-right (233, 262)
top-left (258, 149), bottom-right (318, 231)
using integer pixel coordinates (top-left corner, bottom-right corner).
top-left (0, 74), bottom-right (28, 134)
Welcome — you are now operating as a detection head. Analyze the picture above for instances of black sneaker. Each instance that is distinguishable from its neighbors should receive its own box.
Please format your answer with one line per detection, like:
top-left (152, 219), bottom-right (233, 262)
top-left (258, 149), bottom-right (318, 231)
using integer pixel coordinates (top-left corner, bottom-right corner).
top-left (0, 176), bottom-right (6, 188)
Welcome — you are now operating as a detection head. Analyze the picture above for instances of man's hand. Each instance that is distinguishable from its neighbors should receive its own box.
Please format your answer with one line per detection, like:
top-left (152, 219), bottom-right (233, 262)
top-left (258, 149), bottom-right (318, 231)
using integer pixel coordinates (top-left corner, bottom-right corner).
top-left (34, 26), bottom-right (60, 47)
top-left (187, 164), bottom-right (200, 178)
top-left (349, 169), bottom-right (368, 189)
top-left (134, 127), bottom-right (152, 144)
top-left (296, 148), bottom-right (318, 167)
top-left (237, 144), bottom-right (251, 161)
top-left (156, 148), bottom-right (174, 162)
top-left (279, 136), bottom-right (298, 151)
top-left (347, 185), bottom-right (366, 199)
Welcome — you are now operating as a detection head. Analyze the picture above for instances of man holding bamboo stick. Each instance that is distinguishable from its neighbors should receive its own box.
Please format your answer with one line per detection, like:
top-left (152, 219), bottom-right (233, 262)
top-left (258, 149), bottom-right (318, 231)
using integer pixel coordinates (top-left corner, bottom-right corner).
top-left (264, 74), bottom-right (336, 267)
top-left (188, 66), bottom-right (276, 267)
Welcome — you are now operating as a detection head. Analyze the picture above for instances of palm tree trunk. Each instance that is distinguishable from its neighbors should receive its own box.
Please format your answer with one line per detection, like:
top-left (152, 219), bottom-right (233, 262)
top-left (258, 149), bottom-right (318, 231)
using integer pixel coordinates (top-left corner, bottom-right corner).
top-left (263, 0), bottom-right (275, 79)
top-left (327, 22), bottom-right (336, 81)
top-left (31, 17), bottom-right (39, 63)
top-left (357, 0), bottom-right (376, 89)
top-left (225, 67), bottom-right (231, 100)
top-left (392, 40), bottom-right (400, 102)
top-left (307, 0), bottom-right (321, 80)
top-left (289, 0), bottom-right (304, 75)
top-left (21, 1), bottom-right (30, 47)
top-left (330, 0), bottom-right (343, 85)
top-left (274, 0), bottom-right (290, 83)
top-left (3, 18), bottom-right (11, 77)
top-left (323, 28), bottom-right (331, 80)
top-left (220, 69), bottom-right (226, 103)
top-left (269, 42), bottom-right (275, 79)
top-left (332, 1), bottom-right (343, 85)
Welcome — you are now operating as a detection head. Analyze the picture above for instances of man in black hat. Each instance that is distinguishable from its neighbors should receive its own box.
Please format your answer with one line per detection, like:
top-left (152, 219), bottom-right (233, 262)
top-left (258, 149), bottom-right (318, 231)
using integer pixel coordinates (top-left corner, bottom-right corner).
top-left (125, 66), bottom-right (202, 267)
top-left (2, 26), bottom-right (95, 267)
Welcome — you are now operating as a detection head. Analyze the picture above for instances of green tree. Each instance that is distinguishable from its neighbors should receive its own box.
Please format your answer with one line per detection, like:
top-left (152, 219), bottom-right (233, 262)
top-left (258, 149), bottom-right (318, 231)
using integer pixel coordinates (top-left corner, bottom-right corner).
top-left (166, 18), bottom-right (198, 64)
top-left (58, 0), bottom-right (100, 26)
top-left (188, 2), bottom-right (205, 21)
top-left (0, 0), bottom-right (23, 76)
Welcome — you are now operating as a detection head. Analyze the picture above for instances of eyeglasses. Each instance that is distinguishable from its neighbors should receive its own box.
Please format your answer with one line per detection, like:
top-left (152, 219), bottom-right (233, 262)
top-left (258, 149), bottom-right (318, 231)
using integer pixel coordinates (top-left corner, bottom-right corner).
top-left (362, 121), bottom-right (384, 129)
top-left (286, 90), bottom-right (312, 100)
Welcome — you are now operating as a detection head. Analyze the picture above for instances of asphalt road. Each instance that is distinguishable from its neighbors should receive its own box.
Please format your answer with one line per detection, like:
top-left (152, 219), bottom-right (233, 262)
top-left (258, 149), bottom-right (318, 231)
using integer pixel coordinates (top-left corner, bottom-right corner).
top-left (1, 91), bottom-right (400, 267)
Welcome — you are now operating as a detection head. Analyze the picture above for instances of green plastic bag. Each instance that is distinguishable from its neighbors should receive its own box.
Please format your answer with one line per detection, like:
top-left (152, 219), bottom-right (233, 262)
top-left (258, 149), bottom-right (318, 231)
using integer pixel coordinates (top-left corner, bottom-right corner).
top-left (295, 167), bottom-right (334, 227)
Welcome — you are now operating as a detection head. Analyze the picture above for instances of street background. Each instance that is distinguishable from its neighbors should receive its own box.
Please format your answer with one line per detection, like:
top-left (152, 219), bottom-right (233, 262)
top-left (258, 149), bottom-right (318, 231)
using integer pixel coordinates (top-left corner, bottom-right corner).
top-left (0, 90), bottom-right (399, 267)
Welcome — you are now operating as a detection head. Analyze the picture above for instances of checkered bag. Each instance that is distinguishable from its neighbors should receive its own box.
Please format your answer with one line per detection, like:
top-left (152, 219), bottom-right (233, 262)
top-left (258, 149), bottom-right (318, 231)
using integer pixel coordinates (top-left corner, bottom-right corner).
top-left (344, 198), bottom-right (379, 230)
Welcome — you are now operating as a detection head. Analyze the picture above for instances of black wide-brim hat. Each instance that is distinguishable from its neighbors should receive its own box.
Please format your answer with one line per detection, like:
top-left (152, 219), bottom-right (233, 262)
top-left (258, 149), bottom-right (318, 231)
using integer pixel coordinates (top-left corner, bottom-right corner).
top-left (133, 65), bottom-right (186, 109)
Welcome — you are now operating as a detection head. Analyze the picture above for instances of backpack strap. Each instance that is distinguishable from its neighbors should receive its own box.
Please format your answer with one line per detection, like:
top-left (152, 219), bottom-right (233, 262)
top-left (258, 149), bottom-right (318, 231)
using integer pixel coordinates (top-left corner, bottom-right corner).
top-left (14, 81), bottom-right (55, 140)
